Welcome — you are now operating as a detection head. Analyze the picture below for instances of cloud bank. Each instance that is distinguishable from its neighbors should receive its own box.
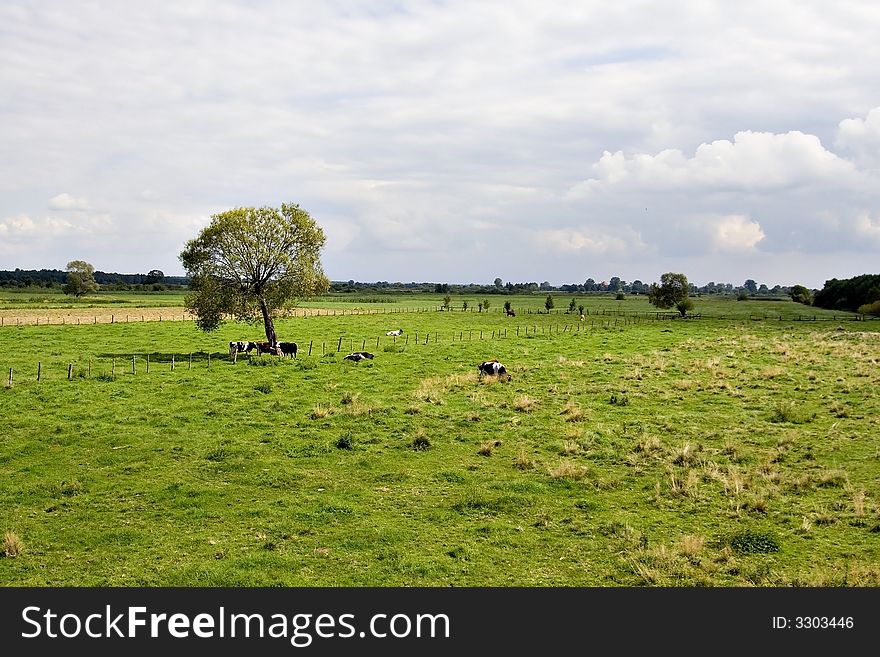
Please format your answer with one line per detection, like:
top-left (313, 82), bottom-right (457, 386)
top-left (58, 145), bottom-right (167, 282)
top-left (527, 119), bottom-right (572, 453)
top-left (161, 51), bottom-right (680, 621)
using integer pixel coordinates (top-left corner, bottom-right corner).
top-left (1, 1), bottom-right (878, 288)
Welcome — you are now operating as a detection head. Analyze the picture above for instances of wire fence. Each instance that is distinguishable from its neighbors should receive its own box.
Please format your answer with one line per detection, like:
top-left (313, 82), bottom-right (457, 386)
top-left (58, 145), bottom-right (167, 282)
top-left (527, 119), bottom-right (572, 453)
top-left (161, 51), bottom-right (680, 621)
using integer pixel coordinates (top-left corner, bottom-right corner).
top-left (3, 315), bottom-right (662, 385)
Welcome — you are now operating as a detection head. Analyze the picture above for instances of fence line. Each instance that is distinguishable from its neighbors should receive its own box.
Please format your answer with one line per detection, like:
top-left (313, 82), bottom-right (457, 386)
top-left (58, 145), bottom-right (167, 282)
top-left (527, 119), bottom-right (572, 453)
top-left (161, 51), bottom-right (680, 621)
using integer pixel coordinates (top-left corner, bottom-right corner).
top-left (2, 304), bottom-right (873, 327)
top-left (0, 314), bottom-right (713, 385)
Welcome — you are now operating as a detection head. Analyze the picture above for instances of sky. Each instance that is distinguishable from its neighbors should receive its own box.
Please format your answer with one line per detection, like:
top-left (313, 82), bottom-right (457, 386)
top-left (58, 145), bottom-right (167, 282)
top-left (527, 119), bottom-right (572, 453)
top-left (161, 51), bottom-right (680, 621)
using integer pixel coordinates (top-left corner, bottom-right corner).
top-left (1, 1), bottom-right (879, 289)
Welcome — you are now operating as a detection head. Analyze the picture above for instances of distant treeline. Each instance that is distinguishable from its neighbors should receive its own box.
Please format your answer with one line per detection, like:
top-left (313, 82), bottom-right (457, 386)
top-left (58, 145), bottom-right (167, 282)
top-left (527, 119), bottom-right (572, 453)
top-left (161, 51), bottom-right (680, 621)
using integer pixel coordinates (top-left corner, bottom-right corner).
top-left (813, 274), bottom-right (880, 313)
top-left (0, 268), bottom-right (189, 289)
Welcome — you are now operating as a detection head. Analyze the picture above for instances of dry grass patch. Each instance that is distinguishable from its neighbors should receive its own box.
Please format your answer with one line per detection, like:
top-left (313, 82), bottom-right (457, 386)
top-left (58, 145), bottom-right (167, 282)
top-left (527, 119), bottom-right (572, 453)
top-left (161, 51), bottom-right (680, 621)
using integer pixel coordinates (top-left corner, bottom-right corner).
top-left (342, 400), bottom-right (376, 417)
top-left (310, 404), bottom-right (335, 419)
top-left (760, 366), bottom-right (786, 379)
top-left (680, 535), bottom-right (705, 560)
top-left (478, 440), bottom-right (501, 456)
top-left (514, 446), bottom-right (535, 470)
top-left (671, 442), bottom-right (701, 467)
top-left (560, 440), bottom-right (581, 456)
top-left (549, 460), bottom-right (588, 480)
top-left (3, 530), bottom-right (22, 558)
top-left (513, 395), bottom-right (538, 413)
top-left (634, 435), bottom-right (663, 455)
top-left (560, 400), bottom-right (586, 422)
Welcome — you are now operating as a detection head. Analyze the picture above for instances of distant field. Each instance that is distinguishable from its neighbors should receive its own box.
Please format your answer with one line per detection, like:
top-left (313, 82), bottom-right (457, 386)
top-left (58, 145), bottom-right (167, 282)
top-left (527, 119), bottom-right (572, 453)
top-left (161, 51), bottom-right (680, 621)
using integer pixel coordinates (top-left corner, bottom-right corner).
top-left (2, 303), bottom-right (879, 586)
top-left (0, 289), bottom-right (864, 324)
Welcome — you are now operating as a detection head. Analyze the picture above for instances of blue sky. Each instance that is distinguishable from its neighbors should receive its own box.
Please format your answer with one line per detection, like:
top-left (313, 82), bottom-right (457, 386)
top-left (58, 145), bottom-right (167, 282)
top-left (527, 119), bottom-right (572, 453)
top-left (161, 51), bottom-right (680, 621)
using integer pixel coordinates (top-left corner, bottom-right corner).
top-left (1, 0), bottom-right (879, 288)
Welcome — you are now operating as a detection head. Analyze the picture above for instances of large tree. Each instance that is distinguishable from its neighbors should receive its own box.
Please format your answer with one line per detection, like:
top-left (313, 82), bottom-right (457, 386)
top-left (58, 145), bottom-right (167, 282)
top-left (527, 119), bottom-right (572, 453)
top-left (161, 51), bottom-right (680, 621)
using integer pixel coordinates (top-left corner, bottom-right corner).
top-left (179, 203), bottom-right (329, 349)
top-left (648, 272), bottom-right (694, 316)
top-left (63, 260), bottom-right (98, 297)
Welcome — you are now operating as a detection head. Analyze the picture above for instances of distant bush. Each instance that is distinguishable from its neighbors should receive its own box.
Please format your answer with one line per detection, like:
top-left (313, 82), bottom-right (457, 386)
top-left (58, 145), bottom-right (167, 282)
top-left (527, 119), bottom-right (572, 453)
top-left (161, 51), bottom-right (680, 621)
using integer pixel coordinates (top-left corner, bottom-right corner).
top-left (789, 284), bottom-right (813, 305)
top-left (857, 300), bottom-right (880, 316)
top-left (335, 434), bottom-right (354, 450)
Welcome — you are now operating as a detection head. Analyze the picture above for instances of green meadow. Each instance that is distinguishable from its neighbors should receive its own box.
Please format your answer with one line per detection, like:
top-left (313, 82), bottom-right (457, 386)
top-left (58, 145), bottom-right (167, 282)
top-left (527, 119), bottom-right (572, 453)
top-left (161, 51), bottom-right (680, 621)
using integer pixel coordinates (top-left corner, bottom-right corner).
top-left (2, 297), bottom-right (879, 586)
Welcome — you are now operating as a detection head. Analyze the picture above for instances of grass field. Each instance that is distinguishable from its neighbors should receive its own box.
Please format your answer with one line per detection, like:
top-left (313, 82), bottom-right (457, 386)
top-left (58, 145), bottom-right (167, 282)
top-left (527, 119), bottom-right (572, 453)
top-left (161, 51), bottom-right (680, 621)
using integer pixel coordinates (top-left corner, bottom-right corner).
top-left (2, 297), bottom-right (879, 586)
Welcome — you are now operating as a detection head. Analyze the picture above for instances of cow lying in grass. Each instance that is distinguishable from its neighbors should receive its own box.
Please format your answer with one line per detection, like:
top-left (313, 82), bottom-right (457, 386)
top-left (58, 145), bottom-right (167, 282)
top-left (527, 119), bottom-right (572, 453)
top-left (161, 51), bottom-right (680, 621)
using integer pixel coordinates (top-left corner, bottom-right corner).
top-left (478, 360), bottom-right (511, 381)
top-left (344, 351), bottom-right (374, 362)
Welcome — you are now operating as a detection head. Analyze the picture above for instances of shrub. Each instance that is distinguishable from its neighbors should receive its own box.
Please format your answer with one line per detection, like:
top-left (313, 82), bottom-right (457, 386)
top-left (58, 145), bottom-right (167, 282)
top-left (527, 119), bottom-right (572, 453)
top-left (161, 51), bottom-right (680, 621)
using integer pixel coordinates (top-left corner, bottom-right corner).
top-left (255, 383), bottom-right (273, 394)
top-left (411, 431), bottom-right (431, 451)
top-left (727, 529), bottom-right (779, 554)
top-left (857, 300), bottom-right (880, 316)
top-left (609, 393), bottom-right (629, 407)
top-left (769, 401), bottom-right (815, 424)
top-left (335, 434), bottom-right (354, 450)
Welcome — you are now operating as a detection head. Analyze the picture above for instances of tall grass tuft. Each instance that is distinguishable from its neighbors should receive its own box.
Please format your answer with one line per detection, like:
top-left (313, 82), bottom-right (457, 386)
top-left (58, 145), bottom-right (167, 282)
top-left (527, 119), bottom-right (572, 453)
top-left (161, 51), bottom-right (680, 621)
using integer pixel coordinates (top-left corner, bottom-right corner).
top-left (514, 446), bottom-right (534, 470)
top-left (3, 531), bottom-right (23, 558)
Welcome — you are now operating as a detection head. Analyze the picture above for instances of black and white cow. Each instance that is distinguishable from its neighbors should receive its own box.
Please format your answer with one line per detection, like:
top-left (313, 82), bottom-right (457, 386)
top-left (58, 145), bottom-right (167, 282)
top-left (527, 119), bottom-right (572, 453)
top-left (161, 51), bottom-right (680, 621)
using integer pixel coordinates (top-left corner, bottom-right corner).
top-left (344, 351), bottom-right (375, 362)
top-left (478, 359), bottom-right (511, 381)
top-left (229, 341), bottom-right (257, 357)
top-left (279, 341), bottom-right (298, 358)
top-left (386, 329), bottom-right (403, 336)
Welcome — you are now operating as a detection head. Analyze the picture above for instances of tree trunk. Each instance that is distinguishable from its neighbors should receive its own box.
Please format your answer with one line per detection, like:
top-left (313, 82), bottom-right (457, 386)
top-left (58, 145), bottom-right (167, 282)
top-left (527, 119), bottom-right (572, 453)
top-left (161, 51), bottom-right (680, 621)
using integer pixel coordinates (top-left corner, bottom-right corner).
top-left (258, 296), bottom-right (280, 353)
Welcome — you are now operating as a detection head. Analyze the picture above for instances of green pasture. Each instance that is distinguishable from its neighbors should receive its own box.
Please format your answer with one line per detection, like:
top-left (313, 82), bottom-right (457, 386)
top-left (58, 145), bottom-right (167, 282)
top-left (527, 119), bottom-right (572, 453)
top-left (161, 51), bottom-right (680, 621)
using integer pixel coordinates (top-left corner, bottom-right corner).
top-left (2, 309), bottom-right (879, 586)
top-left (0, 287), bottom-right (863, 322)
top-left (0, 289), bottom-right (188, 310)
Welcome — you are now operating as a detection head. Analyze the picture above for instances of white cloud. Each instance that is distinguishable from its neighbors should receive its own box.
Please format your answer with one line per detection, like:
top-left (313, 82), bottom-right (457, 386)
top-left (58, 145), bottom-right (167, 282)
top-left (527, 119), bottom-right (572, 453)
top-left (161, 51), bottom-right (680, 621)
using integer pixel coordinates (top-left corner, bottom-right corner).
top-left (855, 211), bottom-right (880, 243)
top-left (534, 228), bottom-right (630, 256)
top-left (570, 130), bottom-right (858, 196)
top-left (708, 215), bottom-right (766, 253)
top-left (836, 107), bottom-right (880, 168)
top-left (48, 193), bottom-right (91, 211)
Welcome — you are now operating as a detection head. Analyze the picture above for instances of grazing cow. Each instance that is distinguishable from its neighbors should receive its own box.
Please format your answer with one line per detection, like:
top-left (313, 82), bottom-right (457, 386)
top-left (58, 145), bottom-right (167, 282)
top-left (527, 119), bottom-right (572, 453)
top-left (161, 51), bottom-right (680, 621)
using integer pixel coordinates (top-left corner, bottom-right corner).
top-left (279, 341), bottom-right (298, 358)
top-left (255, 341), bottom-right (281, 356)
top-left (344, 351), bottom-right (375, 362)
top-left (229, 341), bottom-right (257, 357)
top-left (580, 314), bottom-right (585, 321)
top-left (506, 309), bottom-right (516, 317)
top-left (478, 359), bottom-right (512, 381)
top-left (386, 329), bottom-right (403, 336)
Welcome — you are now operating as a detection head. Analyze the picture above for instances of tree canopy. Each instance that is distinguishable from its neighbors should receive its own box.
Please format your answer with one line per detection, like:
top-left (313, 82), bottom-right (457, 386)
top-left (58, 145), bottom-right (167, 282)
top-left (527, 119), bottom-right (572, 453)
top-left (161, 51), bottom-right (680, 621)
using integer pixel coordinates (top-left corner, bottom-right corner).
top-left (63, 260), bottom-right (98, 297)
top-left (179, 203), bottom-right (329, 347)
top-left (648, 272), bottom-right (694, 316)
top-left (813, 274), bottom-right (880, 312)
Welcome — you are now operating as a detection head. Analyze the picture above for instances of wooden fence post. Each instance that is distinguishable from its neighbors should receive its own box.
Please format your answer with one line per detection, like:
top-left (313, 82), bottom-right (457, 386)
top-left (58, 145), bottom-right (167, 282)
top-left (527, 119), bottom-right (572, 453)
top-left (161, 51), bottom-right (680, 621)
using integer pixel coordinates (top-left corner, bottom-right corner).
top-left (146, 354), bottom-right (150, 373)
top-left (37, 362), bottom-right (41, 381)
top-left (308, 340), bottom-right (313, 356)
top-left (132, 356), bottom-right (136, 375)
top-left (189, 353), bottom-right (192, 370)
top-left (112, 359), bottom-right (116, 376)
top-left (337, 336), bottom-right (343, 352)
top-left (8, 368), bottom-right (12, 386)
top-left (68, 364), bottom-right (73, 380)
top-left (172, 355), bottom-right (175, 371)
